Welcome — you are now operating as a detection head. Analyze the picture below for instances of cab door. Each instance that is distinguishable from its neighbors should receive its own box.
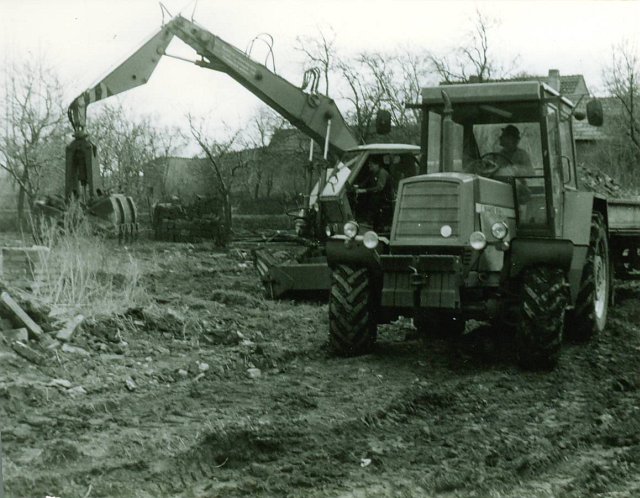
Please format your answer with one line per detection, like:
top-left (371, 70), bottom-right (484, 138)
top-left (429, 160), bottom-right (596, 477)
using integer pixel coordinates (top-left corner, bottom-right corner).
top-left (544, 104), bottom-right (564, 236)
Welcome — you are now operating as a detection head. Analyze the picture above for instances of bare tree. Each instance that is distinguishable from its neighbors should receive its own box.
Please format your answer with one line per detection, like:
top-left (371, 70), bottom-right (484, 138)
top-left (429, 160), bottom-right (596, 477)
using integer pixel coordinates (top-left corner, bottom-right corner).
top-left (429, 9), bottom-right (515, 84)
top-left (0, 59), bottom-right (66, 226)
top-left (240, 107), bottom-right (287, 200)
top-left (87, 103), bottom-right (184, 198)
top-left (295, 27), bottom-right (337, 95)
top-left (188, 115), bottom-right (246, 241)
top-left (603, 40), bottom-right (640, 161)
top-left (336, 53), bottom-right (387, 142)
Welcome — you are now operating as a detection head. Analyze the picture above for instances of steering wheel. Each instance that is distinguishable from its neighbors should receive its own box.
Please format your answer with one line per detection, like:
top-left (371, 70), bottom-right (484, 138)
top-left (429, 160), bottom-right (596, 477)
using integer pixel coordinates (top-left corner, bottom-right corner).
top-left (469, 152), bottom-right (513, 177)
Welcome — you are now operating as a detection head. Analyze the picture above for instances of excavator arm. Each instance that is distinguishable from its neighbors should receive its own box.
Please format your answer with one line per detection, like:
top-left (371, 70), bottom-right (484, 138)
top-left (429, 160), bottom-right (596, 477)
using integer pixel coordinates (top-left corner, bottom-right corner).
top-left (68, 28), bottom-right (174, 137)
top-left (68, 14), bottom-right (359, 156)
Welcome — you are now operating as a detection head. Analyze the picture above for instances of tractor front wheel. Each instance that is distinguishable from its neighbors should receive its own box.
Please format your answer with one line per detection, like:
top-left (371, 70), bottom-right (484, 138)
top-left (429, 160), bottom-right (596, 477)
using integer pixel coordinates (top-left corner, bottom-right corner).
top-left (329, 265), bottom-right (377, 356)
top-left (516, 266), bottom-right (569, 370)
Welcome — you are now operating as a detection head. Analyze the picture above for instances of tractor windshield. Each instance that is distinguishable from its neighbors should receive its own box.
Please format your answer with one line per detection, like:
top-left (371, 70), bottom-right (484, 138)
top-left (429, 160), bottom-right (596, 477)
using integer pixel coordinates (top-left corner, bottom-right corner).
top-left (424, 101), bottom-right (550, 227)
top-left (472, 123), bottom-right (543, 176)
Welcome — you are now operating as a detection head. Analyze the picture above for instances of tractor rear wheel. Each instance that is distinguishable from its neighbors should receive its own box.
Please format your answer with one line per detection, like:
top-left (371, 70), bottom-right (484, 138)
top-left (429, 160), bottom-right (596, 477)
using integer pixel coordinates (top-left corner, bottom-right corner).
top-left (329, 265), bottom-right (377, 356)
top-left (566, 212), bottom-right (611, 342)
top-left (516, 266), bottom-right (569, 370)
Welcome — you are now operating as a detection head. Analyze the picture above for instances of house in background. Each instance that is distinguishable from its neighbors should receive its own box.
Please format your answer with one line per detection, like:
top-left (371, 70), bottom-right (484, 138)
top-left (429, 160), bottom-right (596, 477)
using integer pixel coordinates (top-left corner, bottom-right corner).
top-left (143, 156), bottom-right (217, 206)
top-left (143, 126), bottom-right (314, 210)
top-left (536, 70), bottom-right (609, 149)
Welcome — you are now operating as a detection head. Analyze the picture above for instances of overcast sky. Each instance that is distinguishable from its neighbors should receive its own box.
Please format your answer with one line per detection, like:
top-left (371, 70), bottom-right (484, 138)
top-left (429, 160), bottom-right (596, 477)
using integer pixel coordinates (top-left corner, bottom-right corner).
top-left (1, 0), bottom-right (639, 145)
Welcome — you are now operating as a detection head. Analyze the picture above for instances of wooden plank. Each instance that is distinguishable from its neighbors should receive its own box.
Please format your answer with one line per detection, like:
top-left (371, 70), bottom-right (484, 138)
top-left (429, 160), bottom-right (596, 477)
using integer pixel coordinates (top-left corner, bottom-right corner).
top-left (0, 292), bottom-right (43, 340)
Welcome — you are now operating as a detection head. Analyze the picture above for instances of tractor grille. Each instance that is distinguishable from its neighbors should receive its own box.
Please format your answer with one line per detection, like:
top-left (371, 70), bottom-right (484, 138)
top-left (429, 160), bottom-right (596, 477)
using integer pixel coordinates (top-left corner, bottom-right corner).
top-left (394, 181), bottom-right (460, 239)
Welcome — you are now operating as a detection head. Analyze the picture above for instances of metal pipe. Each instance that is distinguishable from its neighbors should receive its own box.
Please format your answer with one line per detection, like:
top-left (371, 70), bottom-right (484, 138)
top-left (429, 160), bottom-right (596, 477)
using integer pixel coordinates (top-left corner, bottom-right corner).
top-left (441, 90), bottom-right (453, 173)
top-left (323, 119), bottom-right (332, 160)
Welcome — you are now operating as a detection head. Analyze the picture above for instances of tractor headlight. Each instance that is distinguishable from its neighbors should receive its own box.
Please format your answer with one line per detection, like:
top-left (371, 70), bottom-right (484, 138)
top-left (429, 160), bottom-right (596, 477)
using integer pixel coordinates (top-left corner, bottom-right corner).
top-left (343, 221), bottom-right (359, 239)
top-left (469, 231), bottom-right (487, 251)
top-left (325, 224), bottom-right (334, 237)
top-left (490, 222), bottom-right (509, 240)
top-left (363, 231), bottom-right (379, 249)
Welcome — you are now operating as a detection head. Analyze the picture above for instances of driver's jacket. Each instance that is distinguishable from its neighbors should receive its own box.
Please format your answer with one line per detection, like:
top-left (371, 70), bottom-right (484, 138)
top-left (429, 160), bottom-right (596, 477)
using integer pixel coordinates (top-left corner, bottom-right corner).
top-left (495, 147), bottom-right (534, 176)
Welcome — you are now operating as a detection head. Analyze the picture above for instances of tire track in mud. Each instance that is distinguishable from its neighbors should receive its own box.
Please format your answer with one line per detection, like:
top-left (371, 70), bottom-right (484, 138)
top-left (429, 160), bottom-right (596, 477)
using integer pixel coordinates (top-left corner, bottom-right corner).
top-left (10, 321), bottom-right (640, 497)
top-left (4, 263), bottom-right (640, 497)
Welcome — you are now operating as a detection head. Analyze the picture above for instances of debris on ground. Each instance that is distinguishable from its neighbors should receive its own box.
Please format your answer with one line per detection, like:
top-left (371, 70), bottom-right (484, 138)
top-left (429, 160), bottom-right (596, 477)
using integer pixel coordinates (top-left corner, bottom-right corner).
top-left (11, 340), bottom-right (45, 364)
top-left (48, 379), bottom-right (72, 390)
top-left (246, 367), bottom-right (262, 379)
top-left (55, 315), bottom-right (84, 342)
top-left (60, 344), bottom-right (90, 356)
top-left (124, 377), bottom-right (137, 391)
top-left (2, 239), bottom-right (640, 498)
top-left (3, 328), bottom-right (28, 343)
top-left (579, 165), bottom-right (626, 197)
top-left (0, 291), bottom-right (43, 340)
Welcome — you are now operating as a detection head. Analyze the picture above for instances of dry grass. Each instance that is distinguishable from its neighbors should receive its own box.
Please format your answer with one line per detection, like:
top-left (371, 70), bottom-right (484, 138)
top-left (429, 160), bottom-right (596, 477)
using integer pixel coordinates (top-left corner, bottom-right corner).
top-left (31, 203), bottom-right (150, 318)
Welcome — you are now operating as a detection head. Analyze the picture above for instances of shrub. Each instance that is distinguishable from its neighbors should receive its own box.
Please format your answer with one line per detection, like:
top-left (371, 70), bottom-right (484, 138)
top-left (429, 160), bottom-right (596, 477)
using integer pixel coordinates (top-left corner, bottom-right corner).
top-left (31, 203), bottom-right (149, 318)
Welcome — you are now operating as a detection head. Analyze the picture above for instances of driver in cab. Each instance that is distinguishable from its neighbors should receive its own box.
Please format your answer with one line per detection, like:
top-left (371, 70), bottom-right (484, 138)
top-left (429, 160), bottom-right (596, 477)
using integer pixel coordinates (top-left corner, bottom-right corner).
top-left (353, 157), bottom-right (394, 230)
top-left (492, 125), bottom-right (534, 177)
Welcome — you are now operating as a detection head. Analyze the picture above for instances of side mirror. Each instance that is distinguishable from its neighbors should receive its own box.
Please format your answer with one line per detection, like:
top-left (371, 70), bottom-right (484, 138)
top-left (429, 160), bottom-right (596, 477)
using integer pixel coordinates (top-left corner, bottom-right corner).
top-left (376, 110), bottom-right (391, 135)
top-left (586, 100), bottom-right (604, 127)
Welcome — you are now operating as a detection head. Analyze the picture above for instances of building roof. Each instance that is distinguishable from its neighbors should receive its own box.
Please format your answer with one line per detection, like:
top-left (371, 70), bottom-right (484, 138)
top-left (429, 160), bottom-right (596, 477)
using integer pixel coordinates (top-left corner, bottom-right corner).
top-left (558, 75), bottom-right (585, 96)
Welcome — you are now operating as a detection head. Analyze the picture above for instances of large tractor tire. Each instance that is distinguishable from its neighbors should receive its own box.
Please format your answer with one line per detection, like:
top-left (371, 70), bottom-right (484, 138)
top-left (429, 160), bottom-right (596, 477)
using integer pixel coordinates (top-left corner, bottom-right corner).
top-left (566, 212), bottom-right (611, 342)
top-left (329, 265), bottom-right (377, 356)
top-left (516, 266), bottom-right (569, 370)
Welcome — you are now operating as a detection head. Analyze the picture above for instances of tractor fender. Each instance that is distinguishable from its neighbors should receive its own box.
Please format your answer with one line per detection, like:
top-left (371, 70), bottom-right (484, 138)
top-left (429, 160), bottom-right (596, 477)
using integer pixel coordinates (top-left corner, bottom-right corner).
top-left (562, 191), bottom-right (608, 246)
top-left (510, 192), bottom-right (609, 303)
top-left (561, 191), bottom-right (610, 303)
top-left (510, 239), bottom-right (574, 277)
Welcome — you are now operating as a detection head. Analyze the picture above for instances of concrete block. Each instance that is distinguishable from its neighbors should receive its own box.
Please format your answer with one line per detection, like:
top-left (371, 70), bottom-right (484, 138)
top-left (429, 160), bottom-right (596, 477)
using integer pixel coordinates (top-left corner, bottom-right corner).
top-left (55, 314), bottom-right (84, 342)
top-left (0, 246), bottom-right (49, 283)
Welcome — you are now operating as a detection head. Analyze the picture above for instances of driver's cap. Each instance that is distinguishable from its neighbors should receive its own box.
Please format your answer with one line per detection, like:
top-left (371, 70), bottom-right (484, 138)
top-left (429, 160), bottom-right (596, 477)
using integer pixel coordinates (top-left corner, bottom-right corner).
top-left (501, 125), bottom-right (520, 139)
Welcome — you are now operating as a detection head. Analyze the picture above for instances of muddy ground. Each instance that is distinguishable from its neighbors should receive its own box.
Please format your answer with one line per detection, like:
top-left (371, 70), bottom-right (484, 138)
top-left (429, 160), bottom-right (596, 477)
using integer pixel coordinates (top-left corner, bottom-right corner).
top-left (2, 238), bottom-right (640, 498)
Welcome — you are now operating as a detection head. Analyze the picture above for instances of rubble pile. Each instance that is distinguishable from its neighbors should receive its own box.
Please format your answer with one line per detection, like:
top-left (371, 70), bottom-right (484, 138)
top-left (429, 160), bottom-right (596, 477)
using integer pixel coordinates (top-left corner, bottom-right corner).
top-left (578, 165), bottom-right (626, 198)
top-left (0, 288), bottom-right (84, 365)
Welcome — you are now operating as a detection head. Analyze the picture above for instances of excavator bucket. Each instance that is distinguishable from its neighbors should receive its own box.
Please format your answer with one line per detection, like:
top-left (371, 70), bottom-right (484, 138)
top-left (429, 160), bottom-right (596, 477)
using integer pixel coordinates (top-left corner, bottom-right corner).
top-left (253, 247), bottom-right (332, 299)
top-left (32, 137), bottom-right (138, 242)
top-left (67, 136), bottom-right (138, 241)
top-left (87, 194), bottom-right (138, 242)
top-left (31, 193), bottom-right (138, 243)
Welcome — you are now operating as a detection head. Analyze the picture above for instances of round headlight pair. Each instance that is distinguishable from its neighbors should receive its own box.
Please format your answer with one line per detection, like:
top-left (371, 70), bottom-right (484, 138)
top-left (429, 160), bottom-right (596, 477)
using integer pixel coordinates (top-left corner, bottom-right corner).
top-left (491, 222), bottom-right (509, 240)
top-left (343, 221), bottom-right (359, 239)
top-left (363, 231), bottom-right (379, 249)
top-left (469, 231), bottom-right (487, 251)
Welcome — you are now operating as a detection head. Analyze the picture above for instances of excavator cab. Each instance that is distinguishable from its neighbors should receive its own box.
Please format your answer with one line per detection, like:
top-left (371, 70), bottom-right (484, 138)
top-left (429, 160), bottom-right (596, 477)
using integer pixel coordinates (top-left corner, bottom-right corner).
top-left (319, 146), bottom-right (421, 236)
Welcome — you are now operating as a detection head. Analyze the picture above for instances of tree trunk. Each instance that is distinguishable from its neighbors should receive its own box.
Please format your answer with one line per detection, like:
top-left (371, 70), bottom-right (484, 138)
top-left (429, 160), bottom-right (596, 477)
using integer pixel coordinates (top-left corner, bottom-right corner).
top-left (223, 191), bottom-right (232, 243)
top-left (16, 168), bottom-right (30, 231)
top-left (253, 169), bottom-right (262, 200)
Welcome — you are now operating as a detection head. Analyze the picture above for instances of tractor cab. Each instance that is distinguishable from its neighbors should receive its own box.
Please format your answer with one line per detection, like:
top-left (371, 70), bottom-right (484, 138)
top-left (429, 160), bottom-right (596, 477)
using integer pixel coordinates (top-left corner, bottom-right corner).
top-left (419, 81), bottom-right (581, 238)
